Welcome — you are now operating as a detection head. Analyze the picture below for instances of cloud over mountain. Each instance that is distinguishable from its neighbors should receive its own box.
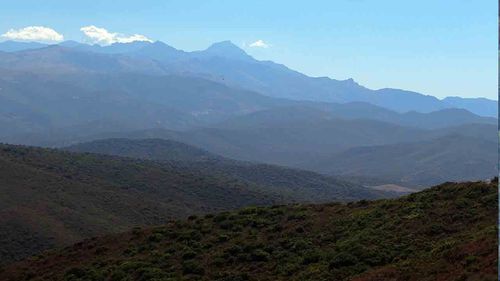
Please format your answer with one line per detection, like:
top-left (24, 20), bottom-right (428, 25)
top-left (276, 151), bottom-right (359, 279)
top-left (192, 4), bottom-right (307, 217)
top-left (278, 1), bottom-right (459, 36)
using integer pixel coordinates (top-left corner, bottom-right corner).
top-left (1, 26), bottom-right (64, 42)
top-left (80, 25), bottom-right (152, 45)
top-left (249, 39), bottom-right (270, 48)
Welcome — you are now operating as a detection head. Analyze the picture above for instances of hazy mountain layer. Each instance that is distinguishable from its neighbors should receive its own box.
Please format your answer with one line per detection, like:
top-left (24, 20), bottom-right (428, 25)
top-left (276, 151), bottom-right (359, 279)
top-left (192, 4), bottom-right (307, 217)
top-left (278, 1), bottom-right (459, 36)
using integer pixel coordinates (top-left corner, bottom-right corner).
top-left (0, 40), bottom-right (495, 116)
top-left (305, 135), bottom-right (498, 187)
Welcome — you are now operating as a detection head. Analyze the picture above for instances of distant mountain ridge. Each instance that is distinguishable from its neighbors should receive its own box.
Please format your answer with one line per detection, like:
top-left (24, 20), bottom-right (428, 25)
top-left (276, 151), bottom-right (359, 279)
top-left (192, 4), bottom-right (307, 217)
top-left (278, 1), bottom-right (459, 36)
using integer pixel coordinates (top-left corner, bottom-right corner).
top-left (44, 116), bottom-right (495, 188)
top-left (0, 39), bottom-right (495, 117)
top-left (305, 135), bottom-right (498, 187)
top-left (0, 68), bottom-right (494, 145)
top-left (215, 104), bottom-right (496, 130)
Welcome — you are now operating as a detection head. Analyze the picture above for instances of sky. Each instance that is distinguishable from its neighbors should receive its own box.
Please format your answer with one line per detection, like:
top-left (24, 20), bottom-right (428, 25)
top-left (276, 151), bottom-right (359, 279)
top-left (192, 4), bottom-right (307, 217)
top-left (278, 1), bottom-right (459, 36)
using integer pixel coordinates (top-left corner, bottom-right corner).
top-left (0, 0), bottom-right (497, 100)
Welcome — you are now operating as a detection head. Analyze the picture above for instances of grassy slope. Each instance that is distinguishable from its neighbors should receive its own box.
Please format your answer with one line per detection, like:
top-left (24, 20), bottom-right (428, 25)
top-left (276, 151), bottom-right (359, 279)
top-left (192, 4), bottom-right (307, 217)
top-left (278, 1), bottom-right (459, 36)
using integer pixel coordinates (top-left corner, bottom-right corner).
top-left (1, 180), bottom-right (496, 281)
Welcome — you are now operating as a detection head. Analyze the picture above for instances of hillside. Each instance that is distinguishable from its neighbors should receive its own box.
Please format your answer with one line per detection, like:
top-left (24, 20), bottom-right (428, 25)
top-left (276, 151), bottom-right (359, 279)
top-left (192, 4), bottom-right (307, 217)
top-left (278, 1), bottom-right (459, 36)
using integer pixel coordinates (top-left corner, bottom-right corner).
top-left (306, 135), bottom-right (498, 187)
top-left (66, 138), bottom-right (395, 202)
top-left (1, 180), bottom-right (496, 281)
top-left (130, 119), bottom-right (431, 166)
top-left (216, 104), bottom-right (496, 130)
top-left (0, 71), bottom-right (288, 138)
top-left (59, 119), bottom-right (496, 172)
top-left (66, 138), bottom-right (220, 162)
top-left (39, 116), bottom-right (496, 189)
top-left (0, 143), bottom-right (386, 264)
top-left (0, 143), bottom-right (275, 264)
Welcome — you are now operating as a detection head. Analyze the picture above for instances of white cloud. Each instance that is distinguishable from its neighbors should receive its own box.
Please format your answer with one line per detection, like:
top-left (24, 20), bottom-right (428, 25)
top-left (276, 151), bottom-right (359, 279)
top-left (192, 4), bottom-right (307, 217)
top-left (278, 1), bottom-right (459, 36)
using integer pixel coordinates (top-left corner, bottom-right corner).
top-left (1, 26), bottom-right (64, 42)
top-left (249, 39), bottom-right (270, 48)
top-left (80, 25), bottom-right (152, 45)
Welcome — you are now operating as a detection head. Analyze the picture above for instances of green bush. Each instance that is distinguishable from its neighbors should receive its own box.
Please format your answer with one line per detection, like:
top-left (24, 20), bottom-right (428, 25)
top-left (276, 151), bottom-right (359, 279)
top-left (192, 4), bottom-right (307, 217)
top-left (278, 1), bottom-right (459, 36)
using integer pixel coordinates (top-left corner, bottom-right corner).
top-left (329, 252), bottom-right (358, 268)
top-left (302, 250), bottom-right (322, 265)
top-left (182, 260), bottom-right (205, 275)
top-left (250, 249), bottom-right (270, 261)
top-left (182, 249), bottom-right (197, 260)
top-left (64, 267), bottom-right (87, 280)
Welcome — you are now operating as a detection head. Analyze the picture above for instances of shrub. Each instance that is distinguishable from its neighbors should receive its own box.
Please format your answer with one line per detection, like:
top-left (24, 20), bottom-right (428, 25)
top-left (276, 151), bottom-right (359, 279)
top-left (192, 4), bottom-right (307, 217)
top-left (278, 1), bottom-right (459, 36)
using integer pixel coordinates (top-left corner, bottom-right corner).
top-left (302, 250), bottom-right (322, 265)
top-left (214, 273), bottom-right (250, 281)
top-left (214, 213), bottom-right (228, 223)
top-left (329, 252), bottom-right (358, 268)
top-left (110, 269), bottom-right (128, 281)
top-left (287, 212), bottom-right (307, 221)
top-left (64, 267), bottom-right (86, 279)
top-left (250, 249), bottom-right (270, 261)
top-left (182, 249), bottom-right (197, 260)
top-left (182, 260), bottom-right (205, 275)
top-left (227, 245), bottom-right (243, 255)
top-left (217, 234), bottom-right (229, 243)
top-left (136, 267), bottom-right (167, 281)
top-left (148, 233), bottom-right (164, 243)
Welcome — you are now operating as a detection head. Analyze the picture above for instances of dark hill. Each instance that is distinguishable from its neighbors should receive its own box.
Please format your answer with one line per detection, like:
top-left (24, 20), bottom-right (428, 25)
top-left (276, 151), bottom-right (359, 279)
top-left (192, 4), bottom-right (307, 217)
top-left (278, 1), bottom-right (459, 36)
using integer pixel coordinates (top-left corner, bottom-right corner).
top-left (66, 138), bottom-right (392, 203)
top-left (66, 138), bottom-right (220, 162)
top-left (1, 180), bottom-right (496, 281)
top-left (89, 119), bottom-right (494, 170)
top-left (0, 143), bottom-right (278, 264)
top-left (0, 143), bottom-right (386, 264)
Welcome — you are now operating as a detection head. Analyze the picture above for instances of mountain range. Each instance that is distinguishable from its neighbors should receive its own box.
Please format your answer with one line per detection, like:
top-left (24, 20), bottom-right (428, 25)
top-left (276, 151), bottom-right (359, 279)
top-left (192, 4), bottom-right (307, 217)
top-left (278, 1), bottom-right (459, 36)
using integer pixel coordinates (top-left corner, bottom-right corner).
top-left (0, 39), bottom-right (497, 188)
top-left (50, 120), bottom-right (496, 187)
top-left (0, 39), bottom-right (496, 117)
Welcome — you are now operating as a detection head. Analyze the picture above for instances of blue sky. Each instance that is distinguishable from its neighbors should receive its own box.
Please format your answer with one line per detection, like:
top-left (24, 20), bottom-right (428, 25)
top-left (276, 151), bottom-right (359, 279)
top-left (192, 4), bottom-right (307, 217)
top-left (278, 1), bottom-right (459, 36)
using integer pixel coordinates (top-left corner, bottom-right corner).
top-left (1, 0), bottom-right (497, 99)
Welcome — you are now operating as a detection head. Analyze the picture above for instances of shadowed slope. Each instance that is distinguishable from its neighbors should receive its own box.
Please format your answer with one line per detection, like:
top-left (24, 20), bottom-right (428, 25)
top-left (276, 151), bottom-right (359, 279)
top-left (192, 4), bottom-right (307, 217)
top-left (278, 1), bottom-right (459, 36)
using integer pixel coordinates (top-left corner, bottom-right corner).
top-left (0, 142), bottom-right (387, 264)
top-left (66, 138), bottom-right (391, 203)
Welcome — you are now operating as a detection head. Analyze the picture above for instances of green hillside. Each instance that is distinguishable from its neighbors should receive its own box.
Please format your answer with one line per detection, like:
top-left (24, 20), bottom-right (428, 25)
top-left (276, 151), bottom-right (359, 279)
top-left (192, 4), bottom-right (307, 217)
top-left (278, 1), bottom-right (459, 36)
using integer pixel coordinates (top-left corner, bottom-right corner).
top-left (0, 143), bottom-right (385, 264)
top-left (66, 138), bottom-right (395, 202)
top-left (1, 179), bottom-right (496, 281)
top-left (0, 143), bottom-right (276, 264)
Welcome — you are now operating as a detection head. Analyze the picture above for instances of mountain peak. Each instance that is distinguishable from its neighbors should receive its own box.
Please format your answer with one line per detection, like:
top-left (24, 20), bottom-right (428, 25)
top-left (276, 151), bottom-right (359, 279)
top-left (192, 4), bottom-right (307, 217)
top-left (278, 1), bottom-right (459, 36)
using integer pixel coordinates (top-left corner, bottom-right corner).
top-left (132, 40), bottom-right (185, 61)
top-left (203, 40), bottom-right (253, 61)
top-left (208, 40), bottom-right (238, 48)
top-left (149, 40), bottom-right (179, 50)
